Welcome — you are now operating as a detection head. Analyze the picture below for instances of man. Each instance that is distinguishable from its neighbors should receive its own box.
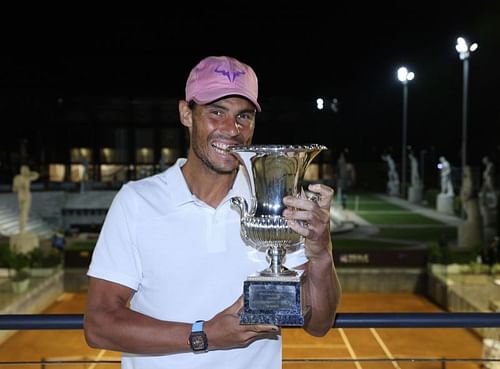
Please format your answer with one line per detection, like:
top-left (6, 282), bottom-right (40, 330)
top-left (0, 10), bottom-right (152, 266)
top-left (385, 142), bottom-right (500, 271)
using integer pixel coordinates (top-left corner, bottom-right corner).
top-left (84, 55), bottom-right (341, 368)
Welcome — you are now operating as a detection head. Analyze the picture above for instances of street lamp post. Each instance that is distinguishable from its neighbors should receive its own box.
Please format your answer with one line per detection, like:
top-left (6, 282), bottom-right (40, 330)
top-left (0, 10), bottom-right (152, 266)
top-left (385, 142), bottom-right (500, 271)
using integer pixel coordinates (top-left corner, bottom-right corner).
top-left (397, 66), bottom-right (415, 198)
top-left (455, 37), bottom-right (478, 179)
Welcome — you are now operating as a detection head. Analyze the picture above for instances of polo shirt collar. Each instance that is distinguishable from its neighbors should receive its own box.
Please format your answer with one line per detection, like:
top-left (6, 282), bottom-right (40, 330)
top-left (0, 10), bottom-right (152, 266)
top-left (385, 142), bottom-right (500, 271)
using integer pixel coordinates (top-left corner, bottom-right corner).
top-left (162, 158), bottom-right (251, 208)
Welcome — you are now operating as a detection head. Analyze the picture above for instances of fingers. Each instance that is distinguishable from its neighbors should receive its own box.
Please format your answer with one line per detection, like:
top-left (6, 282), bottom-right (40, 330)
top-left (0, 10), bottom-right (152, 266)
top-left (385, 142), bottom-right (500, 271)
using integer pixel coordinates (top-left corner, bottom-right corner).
top-left (207, 299), bottom-right (279, 350)
top-left (283, 184), bottom-right (334, 239)
top-left (225, 295), bottom-right (244, 316)
top-left (307, 183), bottom-right (334, 209)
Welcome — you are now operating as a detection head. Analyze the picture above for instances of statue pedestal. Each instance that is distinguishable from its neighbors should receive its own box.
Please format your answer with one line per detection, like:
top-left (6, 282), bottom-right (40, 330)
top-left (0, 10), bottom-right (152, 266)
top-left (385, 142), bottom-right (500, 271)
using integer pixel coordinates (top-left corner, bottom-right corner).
top-left (458, 221), bottom-right (482, 249)
top-left (480, 207), bottom-right (498, 228)
top-left (9, 232), bottom-right (39, 253)
top-left (408, 185), bottom-right (423, 204)
top-left (480, 204), bottom-right (498, 248)
top-left (436, 194), bottom-right (454, 215)
top-left (387, 181), bottom-right (400, 196)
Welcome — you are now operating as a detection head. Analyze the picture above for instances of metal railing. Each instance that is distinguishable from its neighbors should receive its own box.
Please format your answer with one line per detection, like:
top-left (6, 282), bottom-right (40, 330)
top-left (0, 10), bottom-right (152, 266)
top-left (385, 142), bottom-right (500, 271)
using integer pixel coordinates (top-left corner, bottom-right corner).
top-left (2, 312), bottom-right (500, 368)
top-left (2, 312), bottom-right (500, 329)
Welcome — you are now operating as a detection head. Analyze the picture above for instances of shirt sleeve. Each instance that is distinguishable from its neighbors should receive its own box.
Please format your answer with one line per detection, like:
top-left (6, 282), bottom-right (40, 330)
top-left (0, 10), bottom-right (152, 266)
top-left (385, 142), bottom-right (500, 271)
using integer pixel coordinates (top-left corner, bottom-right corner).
top-left (87, 184), bottom-right (142, 290)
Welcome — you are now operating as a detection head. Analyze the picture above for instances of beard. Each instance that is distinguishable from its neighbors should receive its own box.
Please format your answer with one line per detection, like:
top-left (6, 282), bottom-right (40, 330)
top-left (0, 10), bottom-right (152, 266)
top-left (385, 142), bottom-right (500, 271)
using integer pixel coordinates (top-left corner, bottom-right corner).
top-left (192, 141), bottom-right (235, 175)
top-left (191, 122), bottom-right (240, 175)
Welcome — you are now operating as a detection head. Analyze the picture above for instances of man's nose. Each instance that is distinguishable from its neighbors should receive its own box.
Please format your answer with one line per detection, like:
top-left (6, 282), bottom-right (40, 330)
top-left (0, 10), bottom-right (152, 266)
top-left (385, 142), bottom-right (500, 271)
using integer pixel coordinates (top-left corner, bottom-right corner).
top-left (222, 116), bottom-right (240, 136)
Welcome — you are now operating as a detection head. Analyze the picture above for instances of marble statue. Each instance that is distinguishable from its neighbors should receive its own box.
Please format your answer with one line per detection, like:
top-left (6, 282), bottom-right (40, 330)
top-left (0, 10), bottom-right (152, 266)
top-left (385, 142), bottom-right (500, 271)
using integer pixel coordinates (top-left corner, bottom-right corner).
top-left (12, 165), bottom-right (39, 233)
top-left (438, 156), bottom-right (454, 196)
top-left (458, 166), bottom-right (482, 248)
top-left (481, 156), bottom-right (496, 195)
top-left (407, 152), bottom-right (423, 203)
top-left (381, 153), bottom-right (399, 196)
top-left (479, 156), bottom-right (498, 241)
top-left (460, 166), bottom-right (480, 222)
top-left (10, 165), bottom-right (40, 253)
top-left (409, 152), bottom-right (421, 187)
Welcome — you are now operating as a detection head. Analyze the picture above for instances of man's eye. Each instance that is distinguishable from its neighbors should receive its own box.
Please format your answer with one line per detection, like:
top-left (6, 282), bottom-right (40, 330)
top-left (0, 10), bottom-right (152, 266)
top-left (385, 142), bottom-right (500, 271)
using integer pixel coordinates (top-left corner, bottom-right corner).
top-left (236, 113), bottom-right (255, 123)
top-left (209, 110), bottom-right (225, 118)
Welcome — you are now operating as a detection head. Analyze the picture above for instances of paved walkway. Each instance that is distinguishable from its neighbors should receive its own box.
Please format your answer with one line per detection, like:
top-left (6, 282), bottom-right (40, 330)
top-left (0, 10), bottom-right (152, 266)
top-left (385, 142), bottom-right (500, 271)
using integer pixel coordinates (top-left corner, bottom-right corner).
top-left (377, 194), bottom-right (463, 227)
top-left (331, 193), bottom-right (464, 247)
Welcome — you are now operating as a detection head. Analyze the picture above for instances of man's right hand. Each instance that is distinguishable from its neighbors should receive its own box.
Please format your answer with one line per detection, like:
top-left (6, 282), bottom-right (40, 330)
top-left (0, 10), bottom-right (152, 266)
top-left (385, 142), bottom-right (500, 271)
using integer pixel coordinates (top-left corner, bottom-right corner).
top-left (204, 296), bottom-right (279, 350)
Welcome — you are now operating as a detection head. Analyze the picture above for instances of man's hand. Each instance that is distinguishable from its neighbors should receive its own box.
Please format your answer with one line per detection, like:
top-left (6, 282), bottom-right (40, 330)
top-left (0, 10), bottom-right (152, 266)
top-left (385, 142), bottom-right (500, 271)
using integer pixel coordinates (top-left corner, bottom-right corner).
top-left (282, 183), bottom-right (334, 259)
top-left (204, 296), bottom-right (279, 350)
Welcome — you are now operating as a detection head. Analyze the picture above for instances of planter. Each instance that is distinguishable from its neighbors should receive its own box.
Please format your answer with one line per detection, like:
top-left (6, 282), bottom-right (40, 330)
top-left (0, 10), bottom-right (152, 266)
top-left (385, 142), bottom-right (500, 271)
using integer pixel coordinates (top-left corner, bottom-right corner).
top-left (30, 265), bottom-right (62, 277)
top-left (11, 278), bottom-right (30, 294)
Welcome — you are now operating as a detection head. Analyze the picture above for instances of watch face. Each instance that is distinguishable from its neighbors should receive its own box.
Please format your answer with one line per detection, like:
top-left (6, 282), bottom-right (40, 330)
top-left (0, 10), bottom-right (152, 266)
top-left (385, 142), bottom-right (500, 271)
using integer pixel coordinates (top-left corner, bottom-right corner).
top-left (190, 332), bottom-right (208, 351)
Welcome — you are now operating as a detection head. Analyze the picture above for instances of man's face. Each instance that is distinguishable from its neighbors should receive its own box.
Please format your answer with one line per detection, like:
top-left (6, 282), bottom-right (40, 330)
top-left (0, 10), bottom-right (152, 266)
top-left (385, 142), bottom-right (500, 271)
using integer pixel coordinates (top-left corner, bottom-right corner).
top-left (190, 97), bottom-right (256, 174)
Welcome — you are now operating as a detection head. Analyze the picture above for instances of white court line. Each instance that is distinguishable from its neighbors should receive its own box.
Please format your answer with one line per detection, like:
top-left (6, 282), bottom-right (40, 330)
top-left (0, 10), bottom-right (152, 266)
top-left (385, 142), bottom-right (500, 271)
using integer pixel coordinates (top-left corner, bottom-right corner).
top-left (370, 328), bottom-right (401, 369)
top-left (284, 343), bottom-right (346, 349)
top-left (86, 349), bottom-right (107, 369)
top-left (339, 328), bottom-right (363, 369)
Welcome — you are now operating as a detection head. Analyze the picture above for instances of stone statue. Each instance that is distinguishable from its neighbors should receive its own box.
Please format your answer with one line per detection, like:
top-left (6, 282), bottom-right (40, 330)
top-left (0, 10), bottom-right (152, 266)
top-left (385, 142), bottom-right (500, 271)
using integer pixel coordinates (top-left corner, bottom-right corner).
top-left (407, 152), bottom-right (423, 203)
top-left (479, 156), bottom-right (498, 238)
top-left (460, 166), bottom-right (480, 222)
top-left (381, 153), bottom-right (399, 196)
top-left (409, 152), bottom-right (421, 187)
top-left (12, 165), bottom-right (39, 233)
top-left (438, 156), bottom-right (454, 196)
top-left (481, 156), bottom-right (496, 195)
top-left (458, 166), bottom-right (482, 248)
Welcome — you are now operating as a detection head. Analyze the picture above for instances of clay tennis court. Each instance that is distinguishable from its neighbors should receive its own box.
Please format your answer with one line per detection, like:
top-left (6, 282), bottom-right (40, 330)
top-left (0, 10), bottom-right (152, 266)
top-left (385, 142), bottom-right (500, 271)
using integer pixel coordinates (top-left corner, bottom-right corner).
top-left (0, 292), bottom-right (486, 368)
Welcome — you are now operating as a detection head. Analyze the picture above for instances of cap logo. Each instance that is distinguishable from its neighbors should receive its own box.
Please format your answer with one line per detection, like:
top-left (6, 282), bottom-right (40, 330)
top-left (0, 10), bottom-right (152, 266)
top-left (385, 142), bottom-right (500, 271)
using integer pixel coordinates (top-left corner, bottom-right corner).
top-left (214, 66), bottom-right (246, 82)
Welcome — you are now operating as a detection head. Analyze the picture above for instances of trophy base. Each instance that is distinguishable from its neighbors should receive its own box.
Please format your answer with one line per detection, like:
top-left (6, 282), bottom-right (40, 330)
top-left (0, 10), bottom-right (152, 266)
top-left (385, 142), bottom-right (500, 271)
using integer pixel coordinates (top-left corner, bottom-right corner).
top-left (240, 271), bottom-right (308, 326)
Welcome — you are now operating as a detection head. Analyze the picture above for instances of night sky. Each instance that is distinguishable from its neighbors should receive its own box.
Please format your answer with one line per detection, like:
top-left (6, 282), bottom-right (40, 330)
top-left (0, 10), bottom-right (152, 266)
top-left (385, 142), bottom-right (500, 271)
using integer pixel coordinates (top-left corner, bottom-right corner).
top-left (1, 3), bottom-right (499, 165)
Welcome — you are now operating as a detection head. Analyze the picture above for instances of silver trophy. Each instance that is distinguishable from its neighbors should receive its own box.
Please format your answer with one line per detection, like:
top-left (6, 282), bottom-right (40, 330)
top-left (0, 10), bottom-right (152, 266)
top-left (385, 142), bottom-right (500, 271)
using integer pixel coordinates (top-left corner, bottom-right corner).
top-left (228, 144), bottom-right (326, 326)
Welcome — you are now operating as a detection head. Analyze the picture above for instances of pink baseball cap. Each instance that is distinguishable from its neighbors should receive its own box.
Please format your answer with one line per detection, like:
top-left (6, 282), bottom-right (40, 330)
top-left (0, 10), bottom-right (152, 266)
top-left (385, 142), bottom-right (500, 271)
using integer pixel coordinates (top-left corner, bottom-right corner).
top-left (185, 56), bottom-right (261, 112)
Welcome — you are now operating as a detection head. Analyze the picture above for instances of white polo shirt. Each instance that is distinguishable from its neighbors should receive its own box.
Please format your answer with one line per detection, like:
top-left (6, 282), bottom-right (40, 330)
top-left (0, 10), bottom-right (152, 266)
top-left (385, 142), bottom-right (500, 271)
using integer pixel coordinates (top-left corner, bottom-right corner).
top-left (88, 158), bottom-right (307, 369)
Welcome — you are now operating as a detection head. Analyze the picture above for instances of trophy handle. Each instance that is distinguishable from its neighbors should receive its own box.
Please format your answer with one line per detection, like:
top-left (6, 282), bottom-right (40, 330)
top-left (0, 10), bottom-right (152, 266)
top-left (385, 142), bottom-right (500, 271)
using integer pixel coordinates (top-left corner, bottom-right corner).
top-left (231, 150), bottom-right (258, 216)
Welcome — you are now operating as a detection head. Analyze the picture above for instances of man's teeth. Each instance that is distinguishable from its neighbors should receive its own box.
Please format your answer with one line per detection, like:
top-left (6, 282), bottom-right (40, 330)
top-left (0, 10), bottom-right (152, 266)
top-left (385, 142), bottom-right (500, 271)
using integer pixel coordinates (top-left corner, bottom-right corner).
top-left (213, 143), bottom-right (230, 154)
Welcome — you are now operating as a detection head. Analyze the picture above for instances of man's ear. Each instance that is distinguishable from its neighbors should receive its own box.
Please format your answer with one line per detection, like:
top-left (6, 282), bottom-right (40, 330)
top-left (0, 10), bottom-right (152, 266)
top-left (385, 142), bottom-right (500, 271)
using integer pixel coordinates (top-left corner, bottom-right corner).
top-left (178, 100), bottom-right (193, 128)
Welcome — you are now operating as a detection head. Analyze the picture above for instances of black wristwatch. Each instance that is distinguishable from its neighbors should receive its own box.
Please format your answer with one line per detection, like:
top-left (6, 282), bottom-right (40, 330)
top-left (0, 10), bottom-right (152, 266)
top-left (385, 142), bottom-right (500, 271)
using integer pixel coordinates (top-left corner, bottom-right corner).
top-left (188, 320), bottom-right (208, 353)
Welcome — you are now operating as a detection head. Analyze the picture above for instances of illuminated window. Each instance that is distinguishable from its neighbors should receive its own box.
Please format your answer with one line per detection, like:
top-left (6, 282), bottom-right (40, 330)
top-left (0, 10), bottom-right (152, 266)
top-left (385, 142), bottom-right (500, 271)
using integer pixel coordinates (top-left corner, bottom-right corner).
top-left (70, 147), bottom-right (93, 163)
top-left (100, 164), bottom-right (128, 182)
top-left (49, 164), bottom-right (65, 182)
top-left (135, 147), bottom-right (154, 164)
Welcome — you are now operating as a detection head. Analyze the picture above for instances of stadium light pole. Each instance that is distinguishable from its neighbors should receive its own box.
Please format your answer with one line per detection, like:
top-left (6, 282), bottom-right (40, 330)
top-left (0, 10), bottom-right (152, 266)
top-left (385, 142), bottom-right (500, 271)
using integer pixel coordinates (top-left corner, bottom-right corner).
top-left (455, 36), bottom-right (478, 179)
top-left (397, 66), bottom-right (415, 198)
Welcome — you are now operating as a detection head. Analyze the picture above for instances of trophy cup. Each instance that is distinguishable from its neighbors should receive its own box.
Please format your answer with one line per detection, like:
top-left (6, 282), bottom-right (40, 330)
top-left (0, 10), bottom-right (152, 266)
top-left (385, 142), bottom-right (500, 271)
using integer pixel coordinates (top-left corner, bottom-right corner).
top-left (228, 144), bottom-right (327, 326)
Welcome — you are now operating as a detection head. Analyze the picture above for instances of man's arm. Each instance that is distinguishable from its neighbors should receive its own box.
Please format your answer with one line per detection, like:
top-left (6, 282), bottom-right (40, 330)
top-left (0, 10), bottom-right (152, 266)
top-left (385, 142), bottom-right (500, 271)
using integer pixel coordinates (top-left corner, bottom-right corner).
top-left (299, 239), bottom-right (341, 336)
top-left (283, 183), bottom-right (342, 337)
top-left (84, 277), bottom-right (279, 354)
top-left (84, 277), bottom-right (193, 354)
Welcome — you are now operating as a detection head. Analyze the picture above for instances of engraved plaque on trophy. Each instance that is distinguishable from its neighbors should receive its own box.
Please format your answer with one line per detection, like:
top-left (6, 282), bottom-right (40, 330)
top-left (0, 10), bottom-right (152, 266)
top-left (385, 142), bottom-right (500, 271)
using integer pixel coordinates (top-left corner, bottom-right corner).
top-left (228, 144), bottom-right (326, 326)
